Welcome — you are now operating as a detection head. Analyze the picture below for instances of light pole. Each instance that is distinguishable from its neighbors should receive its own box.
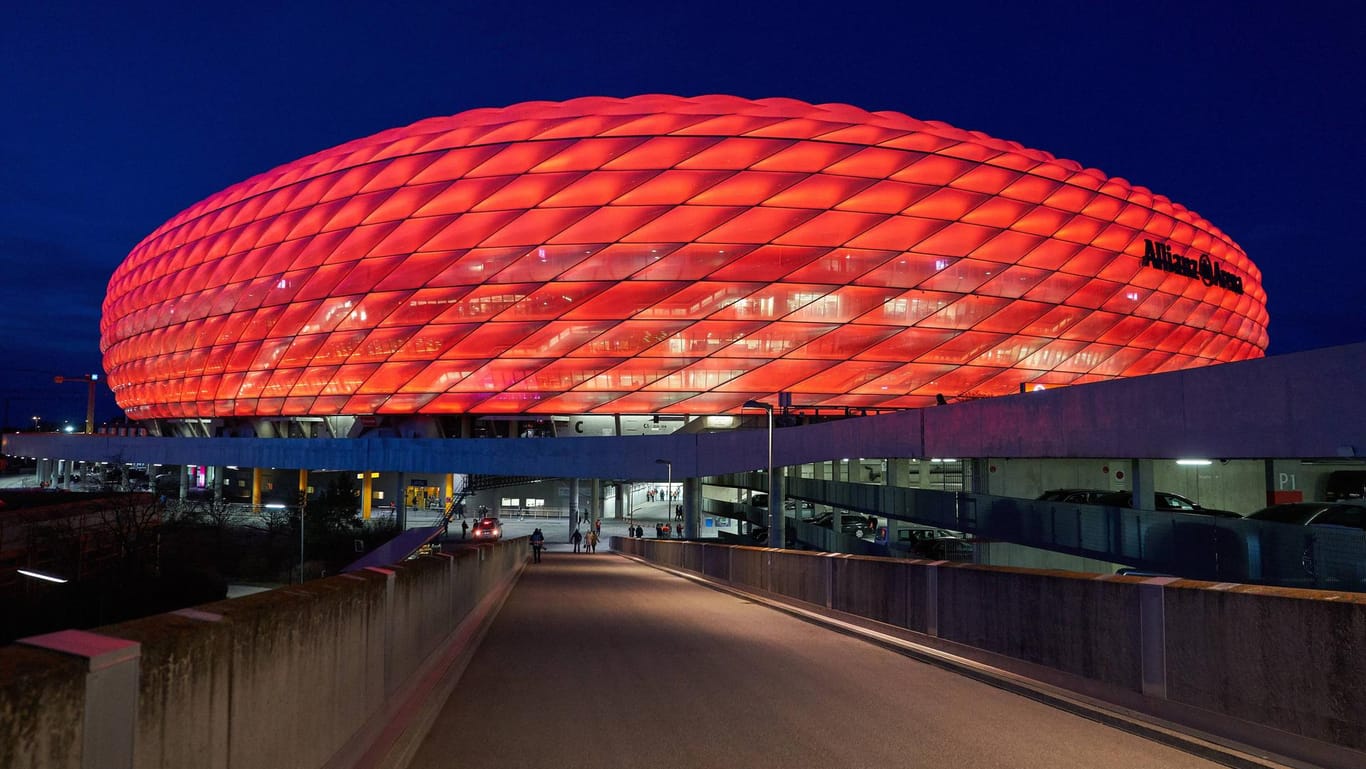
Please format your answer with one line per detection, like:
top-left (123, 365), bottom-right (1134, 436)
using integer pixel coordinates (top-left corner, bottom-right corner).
top-left (31, 415), bottom-right (40, 432)
top-left (742, 400), bottom-right (779, 548)
top-left (53, 374), bottom-right (99, 434)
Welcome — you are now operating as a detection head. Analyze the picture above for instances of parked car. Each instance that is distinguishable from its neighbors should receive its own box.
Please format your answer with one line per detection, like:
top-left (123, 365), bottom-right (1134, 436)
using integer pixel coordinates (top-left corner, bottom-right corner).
top-left (1094, 490), bottom-right (1242, 518)
top-left (470, 517), bottom-right (503, 541)
top-left (1245, 501), bottom-right (1366, 585)
top-left (1245, 501), bottom-right (1366, 531)
top-left (899, 528), bottom-right (973, 560)
top-left (811, 512), bottom-right (876, 537)
top-left (1324, 470), bottom-right (1366, 502)
top-left (1036, 488), bottom-right (1110, 504)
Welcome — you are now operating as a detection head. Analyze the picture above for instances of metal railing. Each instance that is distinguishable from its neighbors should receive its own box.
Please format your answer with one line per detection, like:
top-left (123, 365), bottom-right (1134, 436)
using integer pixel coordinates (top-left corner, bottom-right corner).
top-left (707, 471), bottom-right (1366, 591)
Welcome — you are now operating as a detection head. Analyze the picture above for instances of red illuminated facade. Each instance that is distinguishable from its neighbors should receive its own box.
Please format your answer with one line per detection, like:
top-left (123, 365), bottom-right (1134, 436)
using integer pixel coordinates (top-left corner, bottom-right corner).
top-left (102, 95), bottom-right (1268, 421)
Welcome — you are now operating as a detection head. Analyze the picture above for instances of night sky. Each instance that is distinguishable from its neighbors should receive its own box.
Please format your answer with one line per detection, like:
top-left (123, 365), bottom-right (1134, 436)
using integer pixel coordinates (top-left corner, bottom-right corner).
top-left (3, 1), bottom-right (1362, 428)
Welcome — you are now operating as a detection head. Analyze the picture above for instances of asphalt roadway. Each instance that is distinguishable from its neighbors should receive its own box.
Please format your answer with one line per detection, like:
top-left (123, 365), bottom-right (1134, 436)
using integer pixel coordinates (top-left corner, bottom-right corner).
top-left (407, 550), bottom-right (1243, 769)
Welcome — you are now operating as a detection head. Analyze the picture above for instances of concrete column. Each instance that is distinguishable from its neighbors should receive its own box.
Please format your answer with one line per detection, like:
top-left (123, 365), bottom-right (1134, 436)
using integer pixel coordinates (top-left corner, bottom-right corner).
top-left (445, 473), bottom-right (456, 510)
top-left (362, 472), bottom-right (374, 520)
top-left (251, 467), bottom-right (263, 508)
top-left (572, 477), bottom-right (581, 524)
top-left (615, 483), bottom-right (626, 525)
top-left (211, 466), bottom-right (223, 503)
top-left (1130, 459), bottom-right (1156, 511)
top-left (970, 458), bottom-right (991, 495)
top-left (179, 465), bottom-right (189, 502)
top-left (767, 466), bottom-right (786, 549)
top-left (592, 479), bottom-right (602, 522)
top-left (18, 629), bottom-right (141, 769)
top-left (684, 476), bottom-right (700, 539)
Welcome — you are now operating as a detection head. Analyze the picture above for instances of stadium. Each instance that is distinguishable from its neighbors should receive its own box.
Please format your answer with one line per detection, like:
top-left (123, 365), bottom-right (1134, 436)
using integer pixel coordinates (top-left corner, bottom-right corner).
top-left (101, 95), bottom-right (1268, 437)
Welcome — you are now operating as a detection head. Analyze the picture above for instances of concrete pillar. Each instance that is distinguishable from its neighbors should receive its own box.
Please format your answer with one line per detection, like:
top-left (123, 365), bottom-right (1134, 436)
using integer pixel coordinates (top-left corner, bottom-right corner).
top-left (970, 458), bottom-right (992, 495)
top-left (211, 466), bottom-right (223, 503)
top-left (445, 473), bottom-right (456, 510)
top-left (684, 476), bottom-right (701, 539)
top-left (18, 629), bottom-right (141, 769)
top-left (179, 465), bottom-right (189, 502)
top-left (767, 466), bottom-right (786, 549)
top-left (615, 482), bottom-right (626, 528)
top-left (251, 467), bottom-right (263, 507)
top-left (572, 478), bottom-right (581, 524)
top-left (1130, 459), bottom-right (1156, 511)
top-left (362, 472), bottom-right (374, 520)
top-left (592, 479), bottom-right (602, 522)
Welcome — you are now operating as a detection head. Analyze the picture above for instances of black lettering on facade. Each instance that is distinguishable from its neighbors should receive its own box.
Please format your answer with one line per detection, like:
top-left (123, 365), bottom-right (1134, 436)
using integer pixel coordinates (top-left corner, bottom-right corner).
top-left (1138, 239), bottom-right (1244, 295)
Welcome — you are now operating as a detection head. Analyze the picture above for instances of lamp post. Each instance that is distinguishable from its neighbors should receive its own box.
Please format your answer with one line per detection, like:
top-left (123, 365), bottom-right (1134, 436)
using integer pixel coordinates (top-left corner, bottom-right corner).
top-left (31, 415), bottom-right (40, 432)
top-left (742, 400), bottom-right (779, 548)
top-left (53, 374), bottom-right (99, 434)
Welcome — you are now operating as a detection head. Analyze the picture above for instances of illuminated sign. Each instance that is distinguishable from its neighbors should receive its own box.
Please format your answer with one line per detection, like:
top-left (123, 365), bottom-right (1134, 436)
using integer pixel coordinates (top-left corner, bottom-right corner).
top-left (1141, 239), bottom-right (1244, 295)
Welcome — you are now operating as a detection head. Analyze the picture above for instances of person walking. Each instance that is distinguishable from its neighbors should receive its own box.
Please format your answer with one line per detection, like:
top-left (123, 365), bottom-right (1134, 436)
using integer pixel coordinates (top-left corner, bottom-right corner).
top-left (530, 527), bottom-right (545, 563)
top-left (586, 529), bottom-right (599, 553)
top-left (571, 528), bottom-right (583, 553)
top-left (461, 520), bottom-right (468, 540)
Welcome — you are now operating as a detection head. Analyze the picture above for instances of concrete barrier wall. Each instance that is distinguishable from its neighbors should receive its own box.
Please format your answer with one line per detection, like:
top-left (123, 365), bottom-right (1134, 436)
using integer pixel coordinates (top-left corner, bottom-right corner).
top-left (613, 537), bottom-right (1366, 762)
top-left (933, 564), bottom-right (1142, 691)
top-left (0, 538), bottom-right (527, 769)
top-left (831, 556), bottom-right (909, 628)
top-left (1162, 585), bottom-right (1366, 750)
top-left (0, 646), bottom-right (86, 769)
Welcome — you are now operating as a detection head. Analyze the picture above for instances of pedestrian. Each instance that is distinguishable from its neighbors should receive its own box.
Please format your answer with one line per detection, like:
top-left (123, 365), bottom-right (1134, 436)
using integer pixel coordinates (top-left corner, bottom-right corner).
top-left (654, 523), bottom-right (663, 538)
top-left (461, 520), bottom-right (468, 540)
top-left (571, 528), bottom-right (583, 553)
top-left (530, 527), bottom-right (545, 563)
top-left (676, 521), bottom-right (684, 538)
top-left (594, 518), bottom-right (602, 534)
top-left (586, 529), bottom-right (599, 553)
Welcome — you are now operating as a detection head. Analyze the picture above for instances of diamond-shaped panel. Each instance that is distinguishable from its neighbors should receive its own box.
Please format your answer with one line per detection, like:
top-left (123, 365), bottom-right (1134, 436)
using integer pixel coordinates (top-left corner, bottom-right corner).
top-left (102, 95), bottom-right (1269, 419)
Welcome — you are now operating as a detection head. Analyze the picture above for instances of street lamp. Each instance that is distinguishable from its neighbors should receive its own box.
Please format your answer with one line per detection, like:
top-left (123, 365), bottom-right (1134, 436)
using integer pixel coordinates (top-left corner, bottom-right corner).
top-left (31, 415), bottom-right (40, 432)
top-left (742, 400), bottom-right (779, 549)
top-left (53, 374), bottom-right (99, 434)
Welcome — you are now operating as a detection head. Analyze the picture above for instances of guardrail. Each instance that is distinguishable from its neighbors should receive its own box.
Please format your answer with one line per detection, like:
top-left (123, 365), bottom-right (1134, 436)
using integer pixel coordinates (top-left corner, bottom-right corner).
top-left (614, 537), bottom-right (1366, 769)
top-left (708, 472), bottom-right (1366, 591)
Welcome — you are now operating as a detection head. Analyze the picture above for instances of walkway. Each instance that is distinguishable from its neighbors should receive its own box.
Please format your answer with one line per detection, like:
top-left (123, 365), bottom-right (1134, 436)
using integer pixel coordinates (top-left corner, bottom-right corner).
top-left (408, 552), bottom-right (1234, 769)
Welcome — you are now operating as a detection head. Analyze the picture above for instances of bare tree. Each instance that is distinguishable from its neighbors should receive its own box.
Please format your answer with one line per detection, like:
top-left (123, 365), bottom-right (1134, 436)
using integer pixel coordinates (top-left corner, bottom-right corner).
top-left (97, 493), bottom-right (164, 577)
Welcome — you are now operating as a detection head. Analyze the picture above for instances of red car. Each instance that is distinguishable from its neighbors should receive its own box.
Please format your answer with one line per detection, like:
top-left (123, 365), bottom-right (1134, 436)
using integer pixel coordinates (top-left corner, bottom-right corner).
top-left (470, 517), bottom-right (502, 542)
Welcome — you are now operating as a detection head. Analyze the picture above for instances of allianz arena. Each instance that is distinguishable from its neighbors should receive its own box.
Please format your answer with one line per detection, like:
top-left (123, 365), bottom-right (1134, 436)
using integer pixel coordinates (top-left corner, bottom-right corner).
top-left (101, 95), bottom-right (1268, 429)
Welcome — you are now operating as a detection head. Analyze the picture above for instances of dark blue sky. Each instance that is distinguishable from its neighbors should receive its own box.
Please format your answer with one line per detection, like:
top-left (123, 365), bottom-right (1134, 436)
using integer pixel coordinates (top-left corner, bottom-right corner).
top-left (3, 0), bottom-right (1363, 428)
